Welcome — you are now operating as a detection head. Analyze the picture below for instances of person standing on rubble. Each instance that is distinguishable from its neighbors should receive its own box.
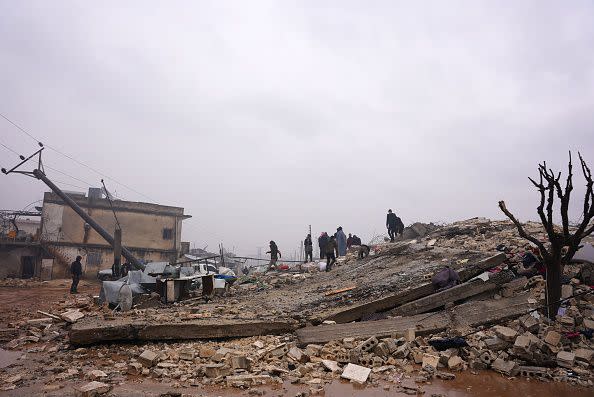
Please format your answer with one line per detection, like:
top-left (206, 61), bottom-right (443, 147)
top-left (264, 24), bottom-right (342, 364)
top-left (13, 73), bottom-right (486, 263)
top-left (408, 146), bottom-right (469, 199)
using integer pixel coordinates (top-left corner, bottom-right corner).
top-left (265, 241), bottom-right (281, 272)
top-left (386, 209), bottom-right (403, 242)
top-left (318, 232), bottom-right (329, 259)
top-left (336, 227), bottom-right (347, 256)
top-left (70, 255), bottom-right (83, 294)
top-left (304, 234), bottom-right (313, 263)
top-left (325, 235), bottom-right (338, 271)
top-left (347, 233), bottom-right (354, 249)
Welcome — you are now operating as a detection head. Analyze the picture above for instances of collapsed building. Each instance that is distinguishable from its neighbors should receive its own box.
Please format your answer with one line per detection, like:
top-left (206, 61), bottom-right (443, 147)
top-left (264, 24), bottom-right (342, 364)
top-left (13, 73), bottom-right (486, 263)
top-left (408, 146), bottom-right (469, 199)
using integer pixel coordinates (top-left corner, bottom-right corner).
top-left (1, 217), bottom-right (592, 395)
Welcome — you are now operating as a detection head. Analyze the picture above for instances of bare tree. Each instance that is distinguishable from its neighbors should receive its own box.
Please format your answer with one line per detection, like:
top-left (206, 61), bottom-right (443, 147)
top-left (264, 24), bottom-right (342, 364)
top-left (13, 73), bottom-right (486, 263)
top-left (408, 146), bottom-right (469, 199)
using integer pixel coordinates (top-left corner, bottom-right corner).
top-left (498, 152), bottom-right (594, 318)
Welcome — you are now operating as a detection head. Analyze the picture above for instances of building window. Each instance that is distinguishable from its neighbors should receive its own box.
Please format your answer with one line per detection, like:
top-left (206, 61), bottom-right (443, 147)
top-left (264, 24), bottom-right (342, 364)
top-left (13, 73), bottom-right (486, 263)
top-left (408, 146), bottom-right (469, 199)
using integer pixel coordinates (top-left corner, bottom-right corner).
top-left (162, 228), bottom-right (173, 240)
top-left (87, 252), bottom-right (102, 266)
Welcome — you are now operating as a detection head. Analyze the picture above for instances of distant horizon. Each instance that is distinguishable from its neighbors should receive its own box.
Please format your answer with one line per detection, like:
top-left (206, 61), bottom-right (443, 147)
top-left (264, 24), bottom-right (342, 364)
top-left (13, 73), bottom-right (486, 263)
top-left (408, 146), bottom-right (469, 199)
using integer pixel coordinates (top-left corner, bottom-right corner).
top-left (1, 1), bottom-right (593, 255)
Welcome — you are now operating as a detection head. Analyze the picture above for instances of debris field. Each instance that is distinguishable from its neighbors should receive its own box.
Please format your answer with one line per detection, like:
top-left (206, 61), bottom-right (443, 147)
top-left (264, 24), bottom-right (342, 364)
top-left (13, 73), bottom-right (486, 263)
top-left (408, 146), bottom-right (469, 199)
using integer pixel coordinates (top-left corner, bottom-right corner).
top-left (1, 217), bottom-right (593, 396)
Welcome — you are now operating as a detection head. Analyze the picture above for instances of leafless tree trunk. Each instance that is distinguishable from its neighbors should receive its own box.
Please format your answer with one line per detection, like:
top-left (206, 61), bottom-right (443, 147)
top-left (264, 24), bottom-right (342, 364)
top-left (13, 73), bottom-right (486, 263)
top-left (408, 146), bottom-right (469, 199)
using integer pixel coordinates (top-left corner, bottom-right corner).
top-left (499, 152), bottom-right (594, 318)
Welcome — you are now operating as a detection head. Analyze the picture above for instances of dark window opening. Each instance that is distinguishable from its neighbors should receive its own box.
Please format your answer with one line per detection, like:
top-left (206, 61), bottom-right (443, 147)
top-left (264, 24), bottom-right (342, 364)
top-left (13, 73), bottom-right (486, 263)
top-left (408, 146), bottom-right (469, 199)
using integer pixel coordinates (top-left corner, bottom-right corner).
top-left (21, 256), bottom-right (35, 279)
top-left (87, 251), bottom-right (102, 266)
top-left (163, 228), bottom-right (173, 240)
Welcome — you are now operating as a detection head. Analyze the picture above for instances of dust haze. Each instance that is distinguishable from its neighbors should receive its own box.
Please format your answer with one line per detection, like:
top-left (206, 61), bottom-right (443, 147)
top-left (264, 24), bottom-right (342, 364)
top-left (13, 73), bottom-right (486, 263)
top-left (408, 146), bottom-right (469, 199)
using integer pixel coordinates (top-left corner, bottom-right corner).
top-left (1, 1), bottom-right (593, 256)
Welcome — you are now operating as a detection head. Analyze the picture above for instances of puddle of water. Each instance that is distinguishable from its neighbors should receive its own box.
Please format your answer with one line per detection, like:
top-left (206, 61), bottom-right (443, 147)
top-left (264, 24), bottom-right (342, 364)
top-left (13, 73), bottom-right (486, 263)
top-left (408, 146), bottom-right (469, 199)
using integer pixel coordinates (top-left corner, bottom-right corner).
top-left (0, 348), bottom-right (21, 369)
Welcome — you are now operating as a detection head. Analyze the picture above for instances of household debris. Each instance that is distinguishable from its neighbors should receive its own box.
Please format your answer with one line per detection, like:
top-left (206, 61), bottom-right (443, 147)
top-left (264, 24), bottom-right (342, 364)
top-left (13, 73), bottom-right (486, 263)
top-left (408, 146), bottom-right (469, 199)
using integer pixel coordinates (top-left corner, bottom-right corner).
top-left (1, 217), bottom-right (593, 394)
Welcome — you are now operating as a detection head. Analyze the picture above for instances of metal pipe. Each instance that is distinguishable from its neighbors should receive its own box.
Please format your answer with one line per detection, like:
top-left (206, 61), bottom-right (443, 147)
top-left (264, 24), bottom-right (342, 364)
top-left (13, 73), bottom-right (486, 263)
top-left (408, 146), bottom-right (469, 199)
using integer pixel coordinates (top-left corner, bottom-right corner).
top-left (33, 169), bottom-right (144, 270)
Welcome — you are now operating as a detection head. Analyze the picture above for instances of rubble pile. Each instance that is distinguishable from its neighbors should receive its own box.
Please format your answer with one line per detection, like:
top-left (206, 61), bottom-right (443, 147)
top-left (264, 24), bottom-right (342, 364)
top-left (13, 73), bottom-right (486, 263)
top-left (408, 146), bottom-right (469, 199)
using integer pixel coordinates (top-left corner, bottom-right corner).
top-left (1, 217), bottom-right (593, 395)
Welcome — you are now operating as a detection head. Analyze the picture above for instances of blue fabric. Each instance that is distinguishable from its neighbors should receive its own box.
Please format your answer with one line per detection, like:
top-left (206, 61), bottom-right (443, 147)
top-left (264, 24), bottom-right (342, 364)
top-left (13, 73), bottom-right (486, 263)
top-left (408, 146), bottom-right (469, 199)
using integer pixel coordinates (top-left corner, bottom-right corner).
top-left (336, 230), bottom-right (347, 256)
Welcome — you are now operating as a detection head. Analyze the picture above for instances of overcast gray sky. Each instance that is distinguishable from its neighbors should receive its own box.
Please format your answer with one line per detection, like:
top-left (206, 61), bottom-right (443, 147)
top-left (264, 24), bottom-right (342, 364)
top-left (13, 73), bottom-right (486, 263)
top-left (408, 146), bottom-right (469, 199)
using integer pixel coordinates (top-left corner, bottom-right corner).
top-left (1, 1), bottom-right (593, 257)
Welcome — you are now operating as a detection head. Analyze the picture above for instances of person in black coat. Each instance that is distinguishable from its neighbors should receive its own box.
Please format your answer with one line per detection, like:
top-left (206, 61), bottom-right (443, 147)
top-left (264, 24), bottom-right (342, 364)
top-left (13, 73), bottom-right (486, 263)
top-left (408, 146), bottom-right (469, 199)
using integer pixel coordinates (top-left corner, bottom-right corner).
top-left (70, 256), bottom-right (83, 294)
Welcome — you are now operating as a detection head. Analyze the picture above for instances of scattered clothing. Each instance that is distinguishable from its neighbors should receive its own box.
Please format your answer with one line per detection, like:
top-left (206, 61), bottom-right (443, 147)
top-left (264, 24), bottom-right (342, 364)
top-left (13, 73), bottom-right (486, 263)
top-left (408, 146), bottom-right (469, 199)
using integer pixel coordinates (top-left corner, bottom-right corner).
top-left (431, 266), bottom-right (460, 292)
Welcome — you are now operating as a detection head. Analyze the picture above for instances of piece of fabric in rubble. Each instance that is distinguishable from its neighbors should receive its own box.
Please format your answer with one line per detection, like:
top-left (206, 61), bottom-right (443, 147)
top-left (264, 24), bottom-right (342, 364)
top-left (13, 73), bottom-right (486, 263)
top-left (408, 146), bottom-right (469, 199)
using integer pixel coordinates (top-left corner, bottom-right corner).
top-left (431, 266), bottom-right (460, 291)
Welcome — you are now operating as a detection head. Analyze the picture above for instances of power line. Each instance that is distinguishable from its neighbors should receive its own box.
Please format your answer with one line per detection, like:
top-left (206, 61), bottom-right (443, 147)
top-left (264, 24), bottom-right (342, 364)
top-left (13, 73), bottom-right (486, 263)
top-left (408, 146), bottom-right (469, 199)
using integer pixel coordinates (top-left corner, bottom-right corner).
top-left (1, 111), bottom-right (156, 202)
top-left (0, 141), bottom-right (20, 157)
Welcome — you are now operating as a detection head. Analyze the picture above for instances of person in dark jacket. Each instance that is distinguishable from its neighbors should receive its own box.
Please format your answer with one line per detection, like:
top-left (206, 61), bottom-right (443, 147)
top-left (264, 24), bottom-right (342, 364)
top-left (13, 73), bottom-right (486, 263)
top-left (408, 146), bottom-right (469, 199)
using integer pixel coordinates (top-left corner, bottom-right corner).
top-left (70, 255), bottom-right (83, 294)
top-left (304, 234), bottom-right (313, 263)
top-left (386, 209), bottom-right (404, 242)
top-left (318, 232), bottom-right (329, 259)
top-left (352, 235), bottom-right (362, 246)
top-left (325, 236), bottom-right (338, 271)
top-left (347, 233), bottom-right (353, 249)
top-left (266, 241), bottom-right (281, 272)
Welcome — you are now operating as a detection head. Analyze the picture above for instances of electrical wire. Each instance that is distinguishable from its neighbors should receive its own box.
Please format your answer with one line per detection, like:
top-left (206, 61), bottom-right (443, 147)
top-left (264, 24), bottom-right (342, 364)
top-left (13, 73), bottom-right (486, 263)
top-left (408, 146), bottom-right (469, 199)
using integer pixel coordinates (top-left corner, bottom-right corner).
top-left (0, 141), bottom-right (20, 157)
top-left (1, 112), bottom-right (155, 202)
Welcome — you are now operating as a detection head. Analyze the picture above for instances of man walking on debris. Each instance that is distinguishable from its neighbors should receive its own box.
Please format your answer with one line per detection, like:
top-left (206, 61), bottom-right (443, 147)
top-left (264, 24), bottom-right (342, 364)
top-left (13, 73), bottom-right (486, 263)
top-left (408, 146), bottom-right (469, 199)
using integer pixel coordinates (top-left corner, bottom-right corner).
top-left (266, 241), bottom-right (281, 272)
top-left (386, 209), bottom-right (404, 242)
top-left (304, 234), bottom-right (313, 263)
top-left (336, 227), bottom-right (347, 256)
top-left (318, 232), bottom-right (329, 259)
top-left (70, 255), bottom-right (83, 294)
top-left (325, 235), bottom-right (338, 271)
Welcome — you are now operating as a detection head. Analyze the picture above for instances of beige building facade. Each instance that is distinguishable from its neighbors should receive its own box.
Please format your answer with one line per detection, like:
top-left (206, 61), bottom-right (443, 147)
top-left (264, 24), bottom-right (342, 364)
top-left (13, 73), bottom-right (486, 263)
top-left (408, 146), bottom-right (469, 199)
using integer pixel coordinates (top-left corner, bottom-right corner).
top-left (40, 191), bottom-right (190, 278)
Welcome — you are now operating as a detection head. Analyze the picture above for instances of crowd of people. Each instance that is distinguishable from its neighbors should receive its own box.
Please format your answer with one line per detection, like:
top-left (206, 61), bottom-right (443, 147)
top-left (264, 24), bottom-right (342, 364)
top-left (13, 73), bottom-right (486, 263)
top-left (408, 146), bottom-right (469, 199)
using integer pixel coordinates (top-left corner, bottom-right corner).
top-left (265, 209), bottom-right (405, 273)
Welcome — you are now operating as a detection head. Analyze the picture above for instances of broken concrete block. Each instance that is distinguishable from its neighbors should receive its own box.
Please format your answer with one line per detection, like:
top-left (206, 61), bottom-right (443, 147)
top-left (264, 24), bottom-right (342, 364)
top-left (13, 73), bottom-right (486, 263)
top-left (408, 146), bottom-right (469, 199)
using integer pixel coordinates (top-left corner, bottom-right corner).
top-left (74, 381), bottom-right (111, 397)
top-left (484, 337), bottom-right (509, 351)
top-left (203, 363), bottom-right (230, 378)
top-left (138, 350), bottom-right (159, 367)
top-left (383, 338), bottom-right (398, 353)
top-left (322, 359), bottom-right (341, 373)
top-left (199, 347), bottom-right (216, 358)
top-left (127, 362), bottom-right (142, 375)
top-left (305, 344), bottom-right (323, 356)
top-left (513, 335), bottom-right (532, 353)
top-left (394, 343), bottom-right (410, 359)
top-left (493, 326), bottom-right (518, 342)
top-left (212, 347), bottom-right (234, 362)
top-left (519, 314), bottom-right (540, 333)
top-left (422, 353), bottom-right (440, 370)
top-left (402, 328), bottom-right (415, 342)
top-left (561, 284), bottom-right (573, 299)
top-left (447, 356), bottom-right (465, 371)
top-left (583, 318), bottom-right (594, 330)
top-left (288, 346), bottom-right (308, 363)
top-left (341, 363), bottom-right (371, 384)
top-left (356, 336), bottom-right (378, 353)
top-left (544, 330), bottom-right (561, 347)
top-left (558, 316), bottom-right (575, 327)
top-left (269, 343), bottom-right (289, 357)
top-left (574, 348), bottom-right (594, 365)
top-left (87, 370), bottom-right (107, 380)
top-left (556, 351), bottom-right (575, 368)
top-left (179, 348), bottom-right (195, 361)
top-left (372, 342), bottom-right (390, 357)
top-left (231, 355), bottom-right (250, 370)
top-left (60, 310), bottom-right (85, 323)
top-left (491, 358), bottom-right (518, 376)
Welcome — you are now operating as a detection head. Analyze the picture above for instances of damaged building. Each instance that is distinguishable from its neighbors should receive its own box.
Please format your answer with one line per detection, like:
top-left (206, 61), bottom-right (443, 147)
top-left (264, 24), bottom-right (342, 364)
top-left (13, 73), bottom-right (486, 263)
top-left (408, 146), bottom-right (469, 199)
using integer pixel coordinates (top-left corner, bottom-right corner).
top-left (1, 189), bottom-right (191, 279)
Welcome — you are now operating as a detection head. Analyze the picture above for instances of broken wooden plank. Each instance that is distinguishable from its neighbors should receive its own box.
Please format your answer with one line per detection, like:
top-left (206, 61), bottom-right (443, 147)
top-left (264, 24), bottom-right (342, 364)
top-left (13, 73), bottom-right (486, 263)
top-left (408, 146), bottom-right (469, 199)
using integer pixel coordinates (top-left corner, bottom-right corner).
top-left (391, 279), bottom-right (498, 316)
top-left (298, 292), bottom-right (531, 345)
top-left (37, 310), bottom-right (63, 321)
top-left (325, 286), bottom-right (357, 296)
top-left (322, 253), bottom-right (506, 324)
top-left (70, 318), bottom-right (298, 346)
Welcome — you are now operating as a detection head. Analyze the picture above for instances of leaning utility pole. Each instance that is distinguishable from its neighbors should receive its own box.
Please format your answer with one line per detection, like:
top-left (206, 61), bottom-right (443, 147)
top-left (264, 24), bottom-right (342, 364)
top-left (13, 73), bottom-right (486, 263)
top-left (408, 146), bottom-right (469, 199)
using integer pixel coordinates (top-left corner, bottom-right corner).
top-left (1, 145), bottom-right (144, 270)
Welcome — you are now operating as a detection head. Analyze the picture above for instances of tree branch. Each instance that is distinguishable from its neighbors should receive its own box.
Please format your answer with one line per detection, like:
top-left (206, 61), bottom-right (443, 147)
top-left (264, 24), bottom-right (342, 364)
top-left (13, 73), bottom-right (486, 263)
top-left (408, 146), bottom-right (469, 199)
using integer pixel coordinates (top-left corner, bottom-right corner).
top-left (498, 200), bottom-right (549, 260)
